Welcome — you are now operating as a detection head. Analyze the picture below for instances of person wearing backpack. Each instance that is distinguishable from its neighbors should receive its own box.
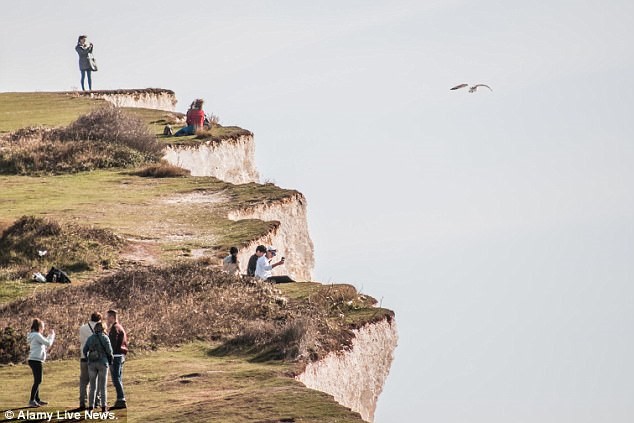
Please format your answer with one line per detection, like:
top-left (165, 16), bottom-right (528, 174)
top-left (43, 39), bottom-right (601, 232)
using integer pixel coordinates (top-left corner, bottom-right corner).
top-left (26, 318), bottom-right (55, 408)
top-left (83, 322), bottom-right (113, 412)
top-left (78, 312), bottom-right (102, 410)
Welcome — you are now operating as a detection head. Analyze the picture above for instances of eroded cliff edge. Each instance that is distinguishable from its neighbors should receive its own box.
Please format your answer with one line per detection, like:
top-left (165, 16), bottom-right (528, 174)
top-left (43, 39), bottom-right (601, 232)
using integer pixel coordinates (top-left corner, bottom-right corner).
top-left (228, 192), bottom-right (314, 282)
top-left (297, 319), bottom-right (398, 422)
top-left (164, 134), bottom-right (259, 184)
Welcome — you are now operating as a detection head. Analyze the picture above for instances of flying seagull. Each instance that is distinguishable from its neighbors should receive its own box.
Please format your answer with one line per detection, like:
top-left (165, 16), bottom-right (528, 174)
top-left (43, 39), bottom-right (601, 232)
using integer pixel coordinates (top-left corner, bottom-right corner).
top-left (450, 83), bottom-right (493, 93)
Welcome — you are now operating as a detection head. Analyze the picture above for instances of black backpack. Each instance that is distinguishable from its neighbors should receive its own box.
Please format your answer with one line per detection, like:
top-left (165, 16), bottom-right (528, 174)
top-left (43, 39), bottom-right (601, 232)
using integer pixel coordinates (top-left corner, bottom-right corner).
top-left (45, 266), bottom-right (71, 283)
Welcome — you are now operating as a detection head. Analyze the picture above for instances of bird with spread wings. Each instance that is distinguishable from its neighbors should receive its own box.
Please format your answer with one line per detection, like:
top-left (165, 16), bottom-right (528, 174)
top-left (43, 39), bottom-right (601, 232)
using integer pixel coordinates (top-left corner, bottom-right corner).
top-left (450, 83), bottom-right (493, 93)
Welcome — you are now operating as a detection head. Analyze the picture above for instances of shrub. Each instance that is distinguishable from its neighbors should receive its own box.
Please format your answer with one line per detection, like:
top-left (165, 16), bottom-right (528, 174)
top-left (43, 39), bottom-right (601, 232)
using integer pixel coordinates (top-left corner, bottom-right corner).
top-left (0, 326), bottom-right (28, 364)
top-left (0, 129), bottom-right (156, 176)
top-left (133, 163), bottom-right (190, 178)
top-left (59, 107), bottom-right (163, 157)
top-left (0, 216), bottom-right (123, 273)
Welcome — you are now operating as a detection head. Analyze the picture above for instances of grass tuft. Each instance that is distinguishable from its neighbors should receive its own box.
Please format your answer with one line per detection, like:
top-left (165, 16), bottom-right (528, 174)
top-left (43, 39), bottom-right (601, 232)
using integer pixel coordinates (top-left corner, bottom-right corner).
top-left (132, 162), bottom-right (190, 178)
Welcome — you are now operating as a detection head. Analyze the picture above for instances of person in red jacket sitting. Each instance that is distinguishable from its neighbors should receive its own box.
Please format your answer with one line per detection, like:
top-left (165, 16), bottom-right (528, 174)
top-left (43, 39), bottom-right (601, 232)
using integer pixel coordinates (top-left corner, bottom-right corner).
top-left (174, 99), bottom-right (205, 136)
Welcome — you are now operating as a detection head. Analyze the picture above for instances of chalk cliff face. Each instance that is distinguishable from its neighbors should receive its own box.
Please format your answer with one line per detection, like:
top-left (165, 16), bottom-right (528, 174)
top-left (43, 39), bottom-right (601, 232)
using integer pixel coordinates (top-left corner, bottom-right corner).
top-left (79, 88), bottom-right (177, 111)
top-left (228, 193), bottom-right (314, 282)
top-left (163, 135), bottom-right (259, 184)
top-left (297, 319), bottom-right (398, 422)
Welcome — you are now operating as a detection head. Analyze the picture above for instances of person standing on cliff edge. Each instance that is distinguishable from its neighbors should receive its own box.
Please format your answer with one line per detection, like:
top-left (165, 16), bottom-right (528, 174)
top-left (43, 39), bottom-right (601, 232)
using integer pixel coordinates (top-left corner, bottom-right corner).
top-left (75, 35), bottom-right (97, 91)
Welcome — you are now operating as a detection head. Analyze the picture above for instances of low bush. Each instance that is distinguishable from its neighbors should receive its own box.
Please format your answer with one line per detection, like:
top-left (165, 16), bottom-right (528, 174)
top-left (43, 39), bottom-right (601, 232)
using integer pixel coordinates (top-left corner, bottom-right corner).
top-left (0, 107), bottom-right (163, 175)
top-left (0, 326), bottom-right (28, 364)
top-left (0, 215), bottom-right (123, 275)
top-left (58, 107), bottom-right (163, 157)
top-left (133, 163), bottom-right (190, 178)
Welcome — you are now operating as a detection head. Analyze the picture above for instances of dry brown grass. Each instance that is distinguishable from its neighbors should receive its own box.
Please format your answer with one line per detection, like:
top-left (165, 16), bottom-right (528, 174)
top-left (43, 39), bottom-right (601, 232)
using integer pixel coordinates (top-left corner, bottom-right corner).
top-left (0, 216), bottom-right (122, 274)
top-left (57, 106), bottom-right (162, 156)
top-left (132, 162), bottom-right (190, 178)
top-left (0, 107), bottom-right (163, 175)
top-left (0, 135), bottom-right (151, 175)
top-left (0, 262), bottom-right (388, 367)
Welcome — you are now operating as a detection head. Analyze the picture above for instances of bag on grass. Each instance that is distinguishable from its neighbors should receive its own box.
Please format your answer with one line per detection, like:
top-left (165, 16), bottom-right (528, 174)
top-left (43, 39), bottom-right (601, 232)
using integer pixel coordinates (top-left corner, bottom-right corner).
top-left (45, 266), bottom-right (71, 283)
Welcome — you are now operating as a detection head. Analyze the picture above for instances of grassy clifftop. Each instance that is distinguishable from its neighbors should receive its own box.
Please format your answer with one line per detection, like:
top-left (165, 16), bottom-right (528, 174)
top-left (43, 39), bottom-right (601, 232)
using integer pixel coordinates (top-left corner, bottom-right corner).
top-left (0, 91), bottom-right (391, 422)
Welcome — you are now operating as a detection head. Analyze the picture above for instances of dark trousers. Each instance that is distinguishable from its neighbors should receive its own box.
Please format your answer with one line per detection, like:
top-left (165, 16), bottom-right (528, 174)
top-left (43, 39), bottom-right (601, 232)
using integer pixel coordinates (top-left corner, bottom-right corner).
top-left (81, 69), bottom-right (92, 91)
top-left (28, 360), bottom-right (43, 402)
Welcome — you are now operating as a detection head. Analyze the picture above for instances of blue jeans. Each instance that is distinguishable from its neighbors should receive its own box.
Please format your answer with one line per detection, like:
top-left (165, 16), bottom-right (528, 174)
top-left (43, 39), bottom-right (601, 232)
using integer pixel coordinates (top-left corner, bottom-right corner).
top-left (81, 69), bottom-right (92, 91)
top-left (110, 355), bottom-right (125, 401)
top-left (174, 125), bottom-right (195, 136)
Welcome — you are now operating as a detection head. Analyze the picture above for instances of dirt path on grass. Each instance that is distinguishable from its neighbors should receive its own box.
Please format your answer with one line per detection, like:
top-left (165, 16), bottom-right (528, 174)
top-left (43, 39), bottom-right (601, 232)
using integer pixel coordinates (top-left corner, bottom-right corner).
top-left (120, 239), bottom-right (161, 265)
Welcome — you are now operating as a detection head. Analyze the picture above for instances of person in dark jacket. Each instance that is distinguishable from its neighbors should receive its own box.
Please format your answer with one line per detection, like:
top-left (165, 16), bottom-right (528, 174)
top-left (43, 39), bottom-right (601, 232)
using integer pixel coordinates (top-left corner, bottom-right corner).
top-left (247, 245), bottom-right (267, 277)
top-left (75, 35), bottom-right (94, 91)
top-left (107, 309), bottom-right (128, 409)
top-left (83, 322), bottom-right (113, 412)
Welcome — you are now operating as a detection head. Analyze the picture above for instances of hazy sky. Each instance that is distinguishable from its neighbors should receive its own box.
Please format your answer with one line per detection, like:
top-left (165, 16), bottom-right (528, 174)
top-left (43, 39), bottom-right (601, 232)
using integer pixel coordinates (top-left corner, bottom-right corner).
top-left (2, 1), bottom-right (634, 421)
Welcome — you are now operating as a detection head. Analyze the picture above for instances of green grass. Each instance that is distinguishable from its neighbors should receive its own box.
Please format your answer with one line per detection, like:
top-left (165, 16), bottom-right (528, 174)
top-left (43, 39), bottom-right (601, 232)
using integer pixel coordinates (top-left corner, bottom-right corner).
top-left (0, 92), bottom-right (250, 145)
top-left (0, 93), bottom-right (104, 133)
top-left (0, 170), bottom-right (297, 303)
top-left (0, 342), bottom-right (365, 422)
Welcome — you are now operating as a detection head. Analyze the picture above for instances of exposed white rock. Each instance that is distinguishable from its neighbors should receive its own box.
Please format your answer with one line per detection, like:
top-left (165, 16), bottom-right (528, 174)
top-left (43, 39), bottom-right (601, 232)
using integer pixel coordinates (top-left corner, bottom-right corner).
top-left (87, 89), bottom-right (177, 111)
top-left (229, 193), bottom-right (314, 281)
top-left (297, 319), bottom-right (398, 422)
top-left (163, 135), bottom-right (259, 184)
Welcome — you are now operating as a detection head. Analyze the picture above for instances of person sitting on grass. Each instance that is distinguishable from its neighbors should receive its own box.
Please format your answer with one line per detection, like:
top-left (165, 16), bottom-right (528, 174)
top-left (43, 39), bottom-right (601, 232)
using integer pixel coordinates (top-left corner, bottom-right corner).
top-left (223, 246), bottom-right (241, 276)
top-left (255, 246), bottom-right (295, 283)
top-left (174, 99), bottom-right (205, 136)
top-left (247, 245), bottom-right (267, 277)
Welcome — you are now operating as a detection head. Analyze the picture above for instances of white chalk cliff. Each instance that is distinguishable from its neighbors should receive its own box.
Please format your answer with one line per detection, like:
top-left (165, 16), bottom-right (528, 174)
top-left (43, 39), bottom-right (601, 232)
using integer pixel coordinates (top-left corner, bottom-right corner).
top-left (118, 90), bottom-right (395, 421)
top-left (77, 88), bottom-right (177, 111)
top-left (297, 319), bottom-right (398, 422)
top-left (228, 193), bottom-right (315, 282)
top-left (163, 135), bottom-right (259, 184)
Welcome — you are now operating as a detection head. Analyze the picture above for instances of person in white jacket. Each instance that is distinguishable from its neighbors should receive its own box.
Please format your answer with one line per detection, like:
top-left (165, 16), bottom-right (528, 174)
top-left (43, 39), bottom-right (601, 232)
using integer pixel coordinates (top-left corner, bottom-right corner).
top-left (27, 318), bottom-right (55, 408)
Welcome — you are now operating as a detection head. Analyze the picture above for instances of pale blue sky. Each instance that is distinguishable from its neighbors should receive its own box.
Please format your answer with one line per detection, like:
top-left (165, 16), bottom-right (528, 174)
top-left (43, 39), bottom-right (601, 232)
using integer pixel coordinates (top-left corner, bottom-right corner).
top-left (2, 1), bottom-right (633, 421)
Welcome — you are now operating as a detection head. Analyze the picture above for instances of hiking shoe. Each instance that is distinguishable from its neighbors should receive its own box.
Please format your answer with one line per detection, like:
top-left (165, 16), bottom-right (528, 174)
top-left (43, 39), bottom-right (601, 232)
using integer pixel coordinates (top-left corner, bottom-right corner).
top-left (37, 400), bottom-right (48, 405)
top-left (113, 400), bottom-right (127, 409)
top-left (28, 400), bottom-right (40, 408)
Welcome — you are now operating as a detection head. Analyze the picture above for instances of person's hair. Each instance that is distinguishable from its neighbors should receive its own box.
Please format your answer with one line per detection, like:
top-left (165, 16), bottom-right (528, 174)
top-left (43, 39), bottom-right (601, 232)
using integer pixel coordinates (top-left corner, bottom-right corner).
top-left (94, 322), bottom-right (104, 333)
top-left (256, 245), bottom-right (267, 253)
top-left (90, 312), bottom-right (102, 322)
top-left (193, 99), bottom-right (204, 109)
top-left (30, 318), bottom-right (43, 332)
top-left (107, 309), bottom-right (118, 320)
top-left (230, 247), bottom-right (238, 263)
top-left (78, 35), bottom-right (87, 43)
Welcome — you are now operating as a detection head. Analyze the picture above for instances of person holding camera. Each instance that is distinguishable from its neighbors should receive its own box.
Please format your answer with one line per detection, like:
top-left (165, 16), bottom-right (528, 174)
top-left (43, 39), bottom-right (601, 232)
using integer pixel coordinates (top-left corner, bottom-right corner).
top-left (27, 318), bottom-right (55, 408)
top-left (255, 246), bottom-right (294, 283)
top-left (83, 322), bottom-right (113, 412)
top-left (75, 35), bottom-right (95, 91)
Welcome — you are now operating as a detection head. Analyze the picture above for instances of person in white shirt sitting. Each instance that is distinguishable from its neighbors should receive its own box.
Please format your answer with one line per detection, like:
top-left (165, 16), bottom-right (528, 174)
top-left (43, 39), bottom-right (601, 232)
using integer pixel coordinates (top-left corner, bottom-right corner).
top-left (255, 246), bottom-right (294, 283)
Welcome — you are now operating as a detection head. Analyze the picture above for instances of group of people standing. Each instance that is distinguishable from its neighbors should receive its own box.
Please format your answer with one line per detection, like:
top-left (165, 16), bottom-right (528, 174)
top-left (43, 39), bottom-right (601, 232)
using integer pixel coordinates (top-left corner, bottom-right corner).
top-left (26, 310), bottom-right (128, 412)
